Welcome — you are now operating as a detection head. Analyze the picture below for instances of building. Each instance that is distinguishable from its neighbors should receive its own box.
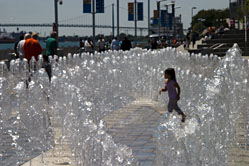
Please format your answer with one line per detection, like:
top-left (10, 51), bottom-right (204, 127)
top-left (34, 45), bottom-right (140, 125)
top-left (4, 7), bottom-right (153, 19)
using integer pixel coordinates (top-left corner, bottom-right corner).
top-left (149, 8), bottom-right (183, 41)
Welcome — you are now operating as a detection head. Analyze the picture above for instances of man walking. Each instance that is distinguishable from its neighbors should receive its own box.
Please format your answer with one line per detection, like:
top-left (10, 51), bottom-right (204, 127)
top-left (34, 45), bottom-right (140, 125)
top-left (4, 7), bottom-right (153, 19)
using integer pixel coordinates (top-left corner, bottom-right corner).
top-left (46, 31), bottom-right (57, 57)
top-left (16, 33), bottom-right (31, 60)
top-left (23, 32), bottom-right (42, 63)
top-left (45, 31), bottom-right (57, 82)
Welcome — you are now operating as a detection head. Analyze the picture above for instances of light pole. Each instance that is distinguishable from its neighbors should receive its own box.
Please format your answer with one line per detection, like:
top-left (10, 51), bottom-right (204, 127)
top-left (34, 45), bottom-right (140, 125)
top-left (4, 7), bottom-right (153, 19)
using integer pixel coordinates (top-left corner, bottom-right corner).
top-left (134, 0), bottom-right (137, 46)
top-left (173, 6), bottom-right (181, 40)
top-left (148, 0), bottom-right (150, 37)
top-left (165, 3), bottom-right (173, 41)
top-left (54, 0), bottom-right (62, 45)
top-left (112, 3), bottom-right (115, 38)
top-left (191, 7), bottom-right (197, 29)
top-left (92, 0), bottom-right (96, 45)
top-left (157, 0), bottom-right (167, 39)
top-left (164, 4), bottom-right (169, 40)
top-left (117, 0), bottom-right (119, 37)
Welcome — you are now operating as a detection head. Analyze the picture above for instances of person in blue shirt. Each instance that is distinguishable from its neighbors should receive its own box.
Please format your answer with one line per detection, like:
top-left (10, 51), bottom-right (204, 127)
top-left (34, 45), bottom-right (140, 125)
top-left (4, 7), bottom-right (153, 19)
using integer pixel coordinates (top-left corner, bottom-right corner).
top-left (111, 37), bottom-right (119, 51)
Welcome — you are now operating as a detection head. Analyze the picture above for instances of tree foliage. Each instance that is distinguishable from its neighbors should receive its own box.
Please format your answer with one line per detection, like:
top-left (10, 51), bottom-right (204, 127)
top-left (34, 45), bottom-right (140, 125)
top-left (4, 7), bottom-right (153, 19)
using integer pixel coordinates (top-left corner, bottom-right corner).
top-left (192, 22), bottom-right (205, 35)
top-left (237, 0), bottom-right (249, 20)
top-left (192, 8), bottom-right (229, 34)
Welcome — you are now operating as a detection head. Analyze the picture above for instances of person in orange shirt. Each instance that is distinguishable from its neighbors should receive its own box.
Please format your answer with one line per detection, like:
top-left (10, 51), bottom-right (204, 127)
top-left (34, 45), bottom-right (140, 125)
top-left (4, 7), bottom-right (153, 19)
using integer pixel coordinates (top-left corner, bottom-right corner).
top-left (23, 32), bottom-right (42, 63)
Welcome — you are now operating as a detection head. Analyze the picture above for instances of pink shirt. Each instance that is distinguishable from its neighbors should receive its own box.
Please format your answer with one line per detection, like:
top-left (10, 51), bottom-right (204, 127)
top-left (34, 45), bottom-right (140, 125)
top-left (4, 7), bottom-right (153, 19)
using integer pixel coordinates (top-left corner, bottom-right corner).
top-left (165, 80), bottom-right (178, 100)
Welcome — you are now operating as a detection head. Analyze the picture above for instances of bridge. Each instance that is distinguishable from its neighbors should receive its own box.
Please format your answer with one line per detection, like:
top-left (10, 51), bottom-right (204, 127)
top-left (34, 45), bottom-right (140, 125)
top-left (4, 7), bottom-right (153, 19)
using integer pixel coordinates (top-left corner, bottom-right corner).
top-left (0, 4), bottom-right (149, 36)
top-left (0, 23), bottom-right (148, 31)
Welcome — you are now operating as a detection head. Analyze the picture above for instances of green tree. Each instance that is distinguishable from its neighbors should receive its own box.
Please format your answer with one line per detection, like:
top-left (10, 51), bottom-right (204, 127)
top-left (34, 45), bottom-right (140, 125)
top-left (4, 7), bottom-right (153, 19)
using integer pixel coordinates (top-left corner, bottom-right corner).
top-left (193, 22), bottom-right (205, 35)
top-left (237, 0), bottom-right (249, 21)
top-left (192, 8), bottom-right (229, 34)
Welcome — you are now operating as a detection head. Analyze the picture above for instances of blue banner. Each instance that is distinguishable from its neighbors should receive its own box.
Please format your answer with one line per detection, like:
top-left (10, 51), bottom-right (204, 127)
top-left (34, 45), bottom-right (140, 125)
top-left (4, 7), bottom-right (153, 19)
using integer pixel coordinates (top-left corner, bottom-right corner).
top-left (161, 10), bottom-right (166, 27)
top-left (168, 13), bottom-right (173, 29)
top-left (83, 0), bottom-right (91, 13)
top-left (128, 3), bottom-right (134, 21)
top-left (137, 2), bottom-right (143, 21)
top-left (153, 18), bottom-right (158, 25)
top-left (96, 0), bottom-right (104, 13)
top-left (153, 10), bottom-right (173, 29)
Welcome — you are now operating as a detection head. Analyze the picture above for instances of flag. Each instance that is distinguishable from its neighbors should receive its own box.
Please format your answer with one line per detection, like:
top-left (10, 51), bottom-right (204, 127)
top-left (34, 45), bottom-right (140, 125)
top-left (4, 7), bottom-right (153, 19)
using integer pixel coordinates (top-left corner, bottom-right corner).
top-left (137, 2), bottom-right (143, 21)
top-left (96, 0), bottom-right (104, 13)
top-left (128, 3), bottom-right (134, 21)
top-left (83, 0), bottom-right (91, 13)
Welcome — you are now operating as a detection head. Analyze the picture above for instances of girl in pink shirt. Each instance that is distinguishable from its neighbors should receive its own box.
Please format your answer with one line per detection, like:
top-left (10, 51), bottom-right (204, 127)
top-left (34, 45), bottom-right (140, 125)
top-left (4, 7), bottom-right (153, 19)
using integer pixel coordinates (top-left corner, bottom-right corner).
top-left (159, 68), bottom-right (186, 122)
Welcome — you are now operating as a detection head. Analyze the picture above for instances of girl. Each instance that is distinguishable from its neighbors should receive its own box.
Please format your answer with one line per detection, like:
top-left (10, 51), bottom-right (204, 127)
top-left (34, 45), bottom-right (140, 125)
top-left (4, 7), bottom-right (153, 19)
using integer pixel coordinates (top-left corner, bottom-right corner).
top-left (159, 68), bottom-right (186, 122)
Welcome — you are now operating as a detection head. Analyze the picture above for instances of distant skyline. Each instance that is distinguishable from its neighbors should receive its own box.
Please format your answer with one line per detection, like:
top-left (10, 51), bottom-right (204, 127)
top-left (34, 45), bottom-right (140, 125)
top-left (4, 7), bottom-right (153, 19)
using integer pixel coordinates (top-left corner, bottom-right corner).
top-left (0, 0), bottom-right (229, 37)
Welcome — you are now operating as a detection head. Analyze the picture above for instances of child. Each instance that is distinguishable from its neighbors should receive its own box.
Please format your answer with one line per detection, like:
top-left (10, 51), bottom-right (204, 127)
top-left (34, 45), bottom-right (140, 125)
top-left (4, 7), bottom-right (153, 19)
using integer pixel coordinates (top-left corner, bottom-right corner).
top-left (159, 68), bottom-right (186, 122)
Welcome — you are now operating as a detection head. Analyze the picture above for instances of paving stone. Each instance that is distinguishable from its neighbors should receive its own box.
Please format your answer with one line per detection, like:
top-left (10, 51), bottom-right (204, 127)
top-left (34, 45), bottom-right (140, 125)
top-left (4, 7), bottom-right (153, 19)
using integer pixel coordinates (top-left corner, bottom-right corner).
top-left (3, 98), bottom-right (247, 166)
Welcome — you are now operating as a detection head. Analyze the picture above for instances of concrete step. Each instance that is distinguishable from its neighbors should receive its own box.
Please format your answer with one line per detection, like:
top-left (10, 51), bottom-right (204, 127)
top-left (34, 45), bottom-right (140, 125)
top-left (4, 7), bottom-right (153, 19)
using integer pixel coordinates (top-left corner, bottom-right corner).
top-left (214, 34), bottom-right (248, 39)
top-left (224, 30), bottom-right (247, 35)
top-left (205, 39), bottom-right (248, 44)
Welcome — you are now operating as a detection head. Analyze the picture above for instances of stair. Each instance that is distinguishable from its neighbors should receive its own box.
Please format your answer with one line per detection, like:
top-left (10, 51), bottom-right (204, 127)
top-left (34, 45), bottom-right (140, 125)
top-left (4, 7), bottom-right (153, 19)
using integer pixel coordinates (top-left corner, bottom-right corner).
top-left (189, 30), bottom-right (249, 56)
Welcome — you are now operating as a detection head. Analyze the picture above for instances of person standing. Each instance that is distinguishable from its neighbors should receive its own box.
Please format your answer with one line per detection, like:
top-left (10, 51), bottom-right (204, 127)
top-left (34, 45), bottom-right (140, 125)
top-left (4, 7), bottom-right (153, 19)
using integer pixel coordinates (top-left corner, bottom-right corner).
top-left (97, 36), bottom-right (106, 52)
top-left (84, 38), bottom-right (94, 54)
top-left (111, 37), bottom-right (119, 51)
top-left (121, 37), bottom-right (132, 51)
top-left (46, 31), bottom-right (57, 57)
top-left (14, 35), bottom-right (24, 58)
top-left (150, 39), bottom-right (157, 50)
top-left (23, 32), bottom-right (42, 88)
top-left (23, 32), bottom-right (42, 63)
top-left (16, 33), bottom-right (31, 60)
top-left (45, 31), bottom-right (57, 82)
top-left (186, 31), bottom-right (191, 49)
top-left (192, 32), bottom-right (196, 49)
top-left (80, 38), bottom-right (84, 48)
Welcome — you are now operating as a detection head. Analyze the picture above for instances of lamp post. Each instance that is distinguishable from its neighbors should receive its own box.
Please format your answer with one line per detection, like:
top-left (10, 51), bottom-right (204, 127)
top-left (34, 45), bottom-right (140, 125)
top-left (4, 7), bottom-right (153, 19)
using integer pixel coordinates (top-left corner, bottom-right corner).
top-left (112, 3), bottom-right (115, 38)
top-left (165, 3), bottom-right (173, 41)
top-left (148, 0), bottom-right (150, 37)
top-left (157, 0), bottom-right (167, 39)
top-left (92, 0), bottom-right (96, 45)
top-left (117, 0), bottom-right (119, 37)
top-left (134, 0), bottom-right (137, 46)
top-left (191, 7), bottom-right (197, 29)
top-left (173, 6), bottom-right (181, 40)
top-left (54, 0), bottom-right (63, 45)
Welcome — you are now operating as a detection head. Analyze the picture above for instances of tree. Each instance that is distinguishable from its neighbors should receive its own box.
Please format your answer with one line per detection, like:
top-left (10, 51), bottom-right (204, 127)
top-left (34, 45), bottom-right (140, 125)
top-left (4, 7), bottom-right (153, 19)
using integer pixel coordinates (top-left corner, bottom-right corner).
top-left (193, 22), bottom-right (205, 35)
top-left (237, 0), bottom-right (249, 21)
top-left (192, 8), bottom-right (229, 34)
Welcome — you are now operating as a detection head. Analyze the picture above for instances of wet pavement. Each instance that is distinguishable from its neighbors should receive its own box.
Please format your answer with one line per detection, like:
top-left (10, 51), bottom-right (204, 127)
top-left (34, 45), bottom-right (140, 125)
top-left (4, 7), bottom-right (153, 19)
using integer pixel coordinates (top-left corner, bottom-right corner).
top-left (2, 98), bottom-right (248, 166)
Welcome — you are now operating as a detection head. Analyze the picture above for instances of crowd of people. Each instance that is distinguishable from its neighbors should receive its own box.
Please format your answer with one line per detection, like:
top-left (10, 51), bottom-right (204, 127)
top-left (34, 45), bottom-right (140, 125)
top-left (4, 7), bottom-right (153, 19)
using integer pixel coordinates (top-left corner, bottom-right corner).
top-left (13, 33), bottom-right (136, 86)
top-left (79, 36), bottom-right (132, 53)
top-left (14, 31), bottom-right (57, 85)
top-left (14, 31), bottom-right (57, 63)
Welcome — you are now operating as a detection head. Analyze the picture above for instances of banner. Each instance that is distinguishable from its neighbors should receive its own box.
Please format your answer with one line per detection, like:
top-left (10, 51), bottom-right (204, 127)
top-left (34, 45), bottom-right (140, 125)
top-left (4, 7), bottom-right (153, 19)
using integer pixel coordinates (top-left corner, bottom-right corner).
top-left (96, 0), bottom-right (104, 13)
top-left (168, 13), bottom-right (173, 29)
top-left (83, 0), bottom-right (91, 13)
top-left (153, 10), bottom-right (159, 25)
top-left (154, 10), bottom-right (159, 18)
top-left (137, 2), bottom-right (143, 21)
top-left (161, 10), bottom-right (166, 27)
top-left (152, 10), bottom-right (172, 29)
top-left (128, 3), bottom-right (134, 21)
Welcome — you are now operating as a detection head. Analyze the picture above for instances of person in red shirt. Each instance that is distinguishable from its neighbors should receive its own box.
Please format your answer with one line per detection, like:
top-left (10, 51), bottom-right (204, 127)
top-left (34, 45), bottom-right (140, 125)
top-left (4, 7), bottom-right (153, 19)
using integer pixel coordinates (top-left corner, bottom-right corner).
top-left (23, 32), bottom-right (42, 63)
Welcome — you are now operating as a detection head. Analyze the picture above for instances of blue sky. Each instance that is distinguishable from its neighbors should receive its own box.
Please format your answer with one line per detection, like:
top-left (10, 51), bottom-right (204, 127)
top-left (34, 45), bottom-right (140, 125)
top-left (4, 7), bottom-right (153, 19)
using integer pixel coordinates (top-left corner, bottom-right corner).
top-left (0, 0), bottom-right (229, 36)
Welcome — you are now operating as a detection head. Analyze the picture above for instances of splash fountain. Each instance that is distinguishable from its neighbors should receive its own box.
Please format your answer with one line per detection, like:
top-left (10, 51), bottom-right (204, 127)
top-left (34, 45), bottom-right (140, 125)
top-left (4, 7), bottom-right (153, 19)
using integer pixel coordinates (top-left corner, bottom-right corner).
top-left (0, 44), bottom-right (248, 166)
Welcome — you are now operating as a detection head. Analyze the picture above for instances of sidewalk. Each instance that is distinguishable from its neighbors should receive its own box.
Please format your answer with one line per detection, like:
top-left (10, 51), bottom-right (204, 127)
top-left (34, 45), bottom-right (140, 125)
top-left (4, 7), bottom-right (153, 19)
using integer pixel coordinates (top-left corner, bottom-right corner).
top-left (176, 39), bottom-right (203, 54)
top-left (21, 99), bottom-right (165, 166)
top-left (17, 98), bottom-right (249, 166)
